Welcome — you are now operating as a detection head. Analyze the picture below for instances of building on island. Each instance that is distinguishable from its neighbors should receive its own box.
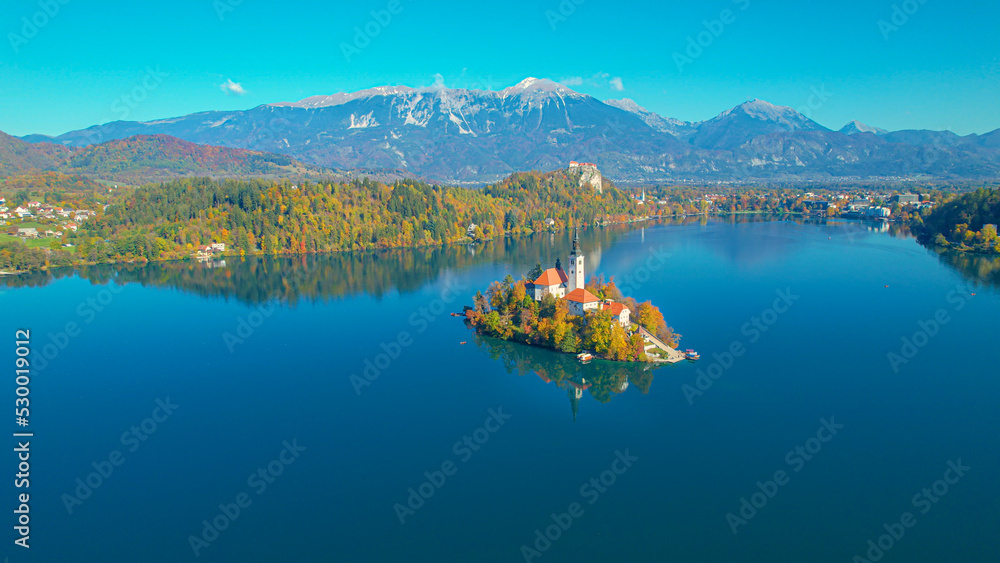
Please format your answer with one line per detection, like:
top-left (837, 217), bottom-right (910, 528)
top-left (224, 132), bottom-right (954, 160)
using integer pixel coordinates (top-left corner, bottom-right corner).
top-left (528, 228), bottom-right (630, 322)
top-left (530, 263), bottom-right (569, 300)
top-left (602, 300), bottom-right (631, 328)
top-left (565, 287), bottom-right (601, 316)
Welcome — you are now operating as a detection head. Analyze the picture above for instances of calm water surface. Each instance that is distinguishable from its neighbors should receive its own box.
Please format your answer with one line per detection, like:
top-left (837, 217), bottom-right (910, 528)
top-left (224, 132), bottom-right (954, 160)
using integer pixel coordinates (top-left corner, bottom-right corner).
top-left (2, 217), bottom-right (997, 562)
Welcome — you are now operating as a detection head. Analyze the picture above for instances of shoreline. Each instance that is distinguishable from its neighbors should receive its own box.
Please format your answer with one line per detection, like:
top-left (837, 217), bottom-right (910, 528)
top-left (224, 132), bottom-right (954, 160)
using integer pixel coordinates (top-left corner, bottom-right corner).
top-left (466, 321), bottom-right (686, 365)
top-left (0, 212), bottom-right (838, 276)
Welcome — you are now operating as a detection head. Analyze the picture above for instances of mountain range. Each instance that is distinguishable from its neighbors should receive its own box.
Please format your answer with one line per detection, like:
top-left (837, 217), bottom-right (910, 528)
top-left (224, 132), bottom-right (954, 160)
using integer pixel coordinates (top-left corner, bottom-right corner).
top-left (0, 132), bottom-right (330, 185)
top-left (14, 77), bottom-right (1000, 184)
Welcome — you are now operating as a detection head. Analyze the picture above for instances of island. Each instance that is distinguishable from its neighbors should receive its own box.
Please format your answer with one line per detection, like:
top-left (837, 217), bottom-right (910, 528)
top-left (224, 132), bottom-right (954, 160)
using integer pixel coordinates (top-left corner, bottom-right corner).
top-left (464, 229), bottom-right (687, 364)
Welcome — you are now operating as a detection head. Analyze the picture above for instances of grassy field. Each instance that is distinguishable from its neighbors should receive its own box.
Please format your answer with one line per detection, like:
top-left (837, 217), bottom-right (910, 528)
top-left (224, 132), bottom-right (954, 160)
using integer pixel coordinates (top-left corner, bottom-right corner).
top-left (0, 233), bottom-right (75, 252)
top-left (5, 221), bottom-right (49, 229)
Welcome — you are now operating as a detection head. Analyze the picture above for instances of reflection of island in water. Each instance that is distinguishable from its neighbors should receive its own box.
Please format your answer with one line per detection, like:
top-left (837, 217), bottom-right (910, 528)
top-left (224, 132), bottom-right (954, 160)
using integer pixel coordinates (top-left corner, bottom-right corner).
top-left (472, 332), bottom-right (670, 421)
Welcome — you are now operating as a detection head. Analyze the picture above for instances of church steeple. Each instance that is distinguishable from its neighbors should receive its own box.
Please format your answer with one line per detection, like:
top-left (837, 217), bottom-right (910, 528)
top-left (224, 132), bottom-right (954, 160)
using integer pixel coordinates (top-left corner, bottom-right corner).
top-left (568, 386), bottom-right (580, 423)
top-left (568, 228), bottom-right (584, 292)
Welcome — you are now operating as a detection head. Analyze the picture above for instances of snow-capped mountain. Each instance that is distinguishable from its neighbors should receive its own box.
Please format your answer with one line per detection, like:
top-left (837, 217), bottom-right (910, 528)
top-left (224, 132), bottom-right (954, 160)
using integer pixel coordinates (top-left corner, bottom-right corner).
top-left (840, 120), bottom-right (888, 136)
top-left (690, 99), bottom-right (829, 150)
top-left (22, 78), bottom-right (1000, 183)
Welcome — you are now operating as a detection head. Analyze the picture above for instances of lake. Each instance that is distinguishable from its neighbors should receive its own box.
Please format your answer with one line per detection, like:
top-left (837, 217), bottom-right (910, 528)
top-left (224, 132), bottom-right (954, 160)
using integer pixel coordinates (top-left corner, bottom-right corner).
top-left (2, 216), bottom-right (997, 562)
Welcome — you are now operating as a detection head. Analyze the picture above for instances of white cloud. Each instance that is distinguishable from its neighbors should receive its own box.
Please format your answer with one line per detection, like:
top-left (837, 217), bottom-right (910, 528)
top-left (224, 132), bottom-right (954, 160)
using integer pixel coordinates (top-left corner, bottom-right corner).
top-left (220, 79), bottom-right (246, 96)
top-left (431, 73), bottom-right (446, 90)
top-left (561, 73), bottom-right (624, 91)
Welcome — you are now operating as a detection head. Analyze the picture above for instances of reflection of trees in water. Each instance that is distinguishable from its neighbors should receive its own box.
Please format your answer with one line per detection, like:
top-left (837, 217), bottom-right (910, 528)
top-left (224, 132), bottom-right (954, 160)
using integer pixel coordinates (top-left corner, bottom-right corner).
top-left (2, 215), bottom-right (862, 304)
top-left (0, 222), bottom-right (661, 304)
top-left (934, 250), bottom-right (1000, 288)
top-left (471, 332), bottom-right (665, 421)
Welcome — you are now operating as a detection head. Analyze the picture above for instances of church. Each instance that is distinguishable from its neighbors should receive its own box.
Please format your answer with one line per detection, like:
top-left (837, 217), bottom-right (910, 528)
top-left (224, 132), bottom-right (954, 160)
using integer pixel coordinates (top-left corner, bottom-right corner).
top-left (527, 229), bottom-right (631, 327)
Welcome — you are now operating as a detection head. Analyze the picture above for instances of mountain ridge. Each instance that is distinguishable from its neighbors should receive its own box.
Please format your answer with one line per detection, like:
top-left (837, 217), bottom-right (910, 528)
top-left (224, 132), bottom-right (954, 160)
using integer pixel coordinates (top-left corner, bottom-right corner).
top-left (15, 78), bottom-right (1000, 184)
top-left (0, 132), bottom-right (329, 184)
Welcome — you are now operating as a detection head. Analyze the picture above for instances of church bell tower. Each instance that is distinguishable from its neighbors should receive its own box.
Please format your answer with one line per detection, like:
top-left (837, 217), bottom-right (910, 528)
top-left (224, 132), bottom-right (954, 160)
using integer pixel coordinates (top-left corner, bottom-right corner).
top-left (568, 228), bottom-right (585, 291)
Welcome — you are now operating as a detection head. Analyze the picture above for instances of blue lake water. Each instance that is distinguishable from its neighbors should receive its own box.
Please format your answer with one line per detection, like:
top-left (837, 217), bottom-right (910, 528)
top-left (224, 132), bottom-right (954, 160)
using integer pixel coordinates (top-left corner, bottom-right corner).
top-left (2, 217), bottom-right (997, 562)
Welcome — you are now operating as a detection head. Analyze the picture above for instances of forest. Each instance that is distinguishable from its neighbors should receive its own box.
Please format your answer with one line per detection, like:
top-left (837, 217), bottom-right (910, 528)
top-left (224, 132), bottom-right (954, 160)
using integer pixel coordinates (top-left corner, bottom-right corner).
top-left (0, 240), bottom-right (75, 272)
top-left (913, 188), bottom-right (1000, 254)
top-left (19, 168), bottom-right (643, 267)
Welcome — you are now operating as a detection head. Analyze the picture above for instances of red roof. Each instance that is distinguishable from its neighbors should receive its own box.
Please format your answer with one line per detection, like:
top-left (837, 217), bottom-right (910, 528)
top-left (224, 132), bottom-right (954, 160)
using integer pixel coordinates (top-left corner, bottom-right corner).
top-left (564, 288), bottom-right (600, 304)
top-left (602, 302), bottom-right (629, 316)
top-left (533, 268), bottom-right (568, 287)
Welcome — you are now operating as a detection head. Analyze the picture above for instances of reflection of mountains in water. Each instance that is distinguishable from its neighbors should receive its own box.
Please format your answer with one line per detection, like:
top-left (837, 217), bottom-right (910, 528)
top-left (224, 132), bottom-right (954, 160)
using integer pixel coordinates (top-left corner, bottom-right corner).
top-left (0, 222), bottom-right (654, 304)
top-left (472, 333), bottom-right (667, 421)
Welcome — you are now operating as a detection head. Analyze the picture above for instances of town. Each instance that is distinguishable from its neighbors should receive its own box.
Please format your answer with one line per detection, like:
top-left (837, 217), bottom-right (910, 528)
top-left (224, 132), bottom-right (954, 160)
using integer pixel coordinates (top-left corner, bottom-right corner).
top-left (0, 196), bottom-right (94, 249)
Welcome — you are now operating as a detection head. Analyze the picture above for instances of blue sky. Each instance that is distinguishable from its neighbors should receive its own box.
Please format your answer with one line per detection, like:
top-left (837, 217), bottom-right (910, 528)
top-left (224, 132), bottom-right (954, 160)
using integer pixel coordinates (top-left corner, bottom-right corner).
top-left (2, 0), bottom-right (998, 137)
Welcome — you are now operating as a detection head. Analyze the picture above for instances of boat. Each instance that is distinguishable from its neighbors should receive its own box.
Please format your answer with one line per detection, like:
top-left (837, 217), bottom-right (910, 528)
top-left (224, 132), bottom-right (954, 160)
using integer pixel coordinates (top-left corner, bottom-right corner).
top-left (577, 352), bottom-right (594, 362)
top-left (459, 341), bottom-right (467, 345)
top-left (685, 349), bottom-right (701, 361)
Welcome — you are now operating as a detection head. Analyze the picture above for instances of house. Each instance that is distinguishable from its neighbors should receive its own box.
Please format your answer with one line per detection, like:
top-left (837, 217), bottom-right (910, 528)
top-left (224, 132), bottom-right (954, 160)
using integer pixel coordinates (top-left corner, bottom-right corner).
top-left (466, 223), bottom-right (478, 237)
top-left (601, 300), bottom-right (632, 328)
top-left (17, 228), bottom-right (38, 238)
top-left (564, 288), bottom-right (601, 316)
top-left (27, 201), bottom-right (41, 209)
top-left (530, 228), bottom-right (635, 322)
top-left (210, 243), bottom-right (226, 252)
top-left (865, 207), bottom-right (892, 218)
top-left (529, 264), bottom-right (569, 300)
top-left (14, 207), bottom-right (32, 217)
top-left (66, 222), bottom-right (79, 231)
